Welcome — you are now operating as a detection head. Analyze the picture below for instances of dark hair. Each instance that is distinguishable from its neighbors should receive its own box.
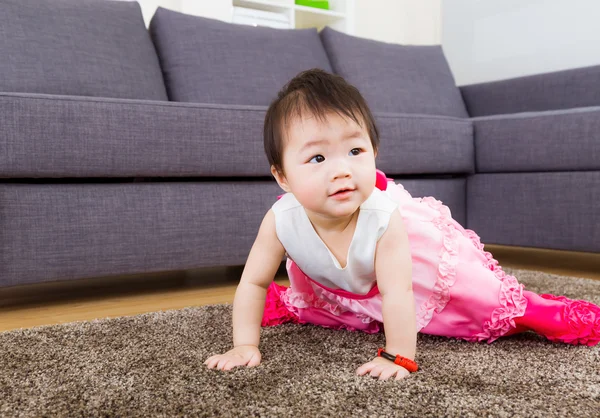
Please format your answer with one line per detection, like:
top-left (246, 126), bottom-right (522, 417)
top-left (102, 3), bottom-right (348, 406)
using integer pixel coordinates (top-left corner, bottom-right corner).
top-left (264, 68), bottom-right (379, 174)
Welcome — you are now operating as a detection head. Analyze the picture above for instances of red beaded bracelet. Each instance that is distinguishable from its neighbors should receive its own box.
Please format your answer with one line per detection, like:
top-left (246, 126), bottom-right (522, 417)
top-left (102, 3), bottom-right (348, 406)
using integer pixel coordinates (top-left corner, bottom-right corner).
top-left (377, 348), bottom-right (419, 373)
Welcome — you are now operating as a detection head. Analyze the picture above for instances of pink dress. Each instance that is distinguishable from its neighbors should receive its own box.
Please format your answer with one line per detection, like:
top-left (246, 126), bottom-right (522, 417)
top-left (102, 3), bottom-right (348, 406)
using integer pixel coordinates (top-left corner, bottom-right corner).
top-left (262, 170), bottom-right (600, 346)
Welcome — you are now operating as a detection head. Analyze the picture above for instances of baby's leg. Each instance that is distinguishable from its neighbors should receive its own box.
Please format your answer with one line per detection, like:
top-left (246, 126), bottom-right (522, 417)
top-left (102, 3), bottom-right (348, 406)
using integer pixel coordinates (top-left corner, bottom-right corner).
top-left (514, 290), bottom-right (600, 346)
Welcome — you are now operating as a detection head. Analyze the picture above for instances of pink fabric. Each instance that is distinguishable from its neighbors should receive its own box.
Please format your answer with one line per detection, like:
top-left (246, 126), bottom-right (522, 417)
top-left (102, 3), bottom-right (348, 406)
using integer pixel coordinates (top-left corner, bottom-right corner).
top-left (261, 172), bottom-right (600, 346)
top-left (262, 282), bottom-right (299, 327)
top-left (375, 169), bottom-right (388, 191)
top-left (281, 258), bottom-right (383, 333)
top-left (514, 291), bottom-right (600, 346)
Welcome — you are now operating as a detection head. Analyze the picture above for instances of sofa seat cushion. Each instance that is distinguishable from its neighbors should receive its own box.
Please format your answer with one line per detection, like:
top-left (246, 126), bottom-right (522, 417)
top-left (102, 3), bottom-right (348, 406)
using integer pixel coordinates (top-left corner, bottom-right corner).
top-left (474, 107), bottom-right (600, 173)
top-left (467, 172), bottom-right (600, 252)
top-left (149, 8), bottom-right (332, 105)
top-left (319, 27), bottom-right (468, 118)
top-left (0, 93), bottom-right (473, 178)
top-left (0, 0), bottom-right (167, 100)
top-left (0, 181), bottom-right (282, 287)
top-left (375, 113), bottom-right (474, 175)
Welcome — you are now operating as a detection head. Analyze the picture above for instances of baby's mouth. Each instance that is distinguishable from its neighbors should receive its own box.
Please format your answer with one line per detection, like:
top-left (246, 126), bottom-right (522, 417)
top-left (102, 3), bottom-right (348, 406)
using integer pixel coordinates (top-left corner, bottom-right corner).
top-left (330, 188), bottom-right (356, 197)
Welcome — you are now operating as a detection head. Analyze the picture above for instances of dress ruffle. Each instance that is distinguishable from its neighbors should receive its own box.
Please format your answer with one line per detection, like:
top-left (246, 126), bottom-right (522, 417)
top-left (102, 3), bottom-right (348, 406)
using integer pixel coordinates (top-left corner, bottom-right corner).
top-left (414, 197), bottom-right (460, 330)
top-left (463, 230), bottom-right (527, 343)
top-left (279, 280), bottom-right (383, 333)
top-left (261, 282), bottom-right (300, 327)
top-left (262, 276), bottom-right (382, 333)
top-left (281, 287), bottom-right (344, 317)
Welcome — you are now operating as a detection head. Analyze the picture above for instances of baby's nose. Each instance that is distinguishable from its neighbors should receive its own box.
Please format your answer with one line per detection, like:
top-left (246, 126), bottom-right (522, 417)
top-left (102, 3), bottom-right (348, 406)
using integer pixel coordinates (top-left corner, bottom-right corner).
top-left (332, 163), bottom-right (351, 180)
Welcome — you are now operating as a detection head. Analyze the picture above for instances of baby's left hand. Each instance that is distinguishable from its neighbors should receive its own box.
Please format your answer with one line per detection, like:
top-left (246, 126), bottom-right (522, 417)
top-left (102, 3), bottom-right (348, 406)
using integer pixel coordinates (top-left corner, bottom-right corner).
top-left (356, 356), bottom-right (411, 381)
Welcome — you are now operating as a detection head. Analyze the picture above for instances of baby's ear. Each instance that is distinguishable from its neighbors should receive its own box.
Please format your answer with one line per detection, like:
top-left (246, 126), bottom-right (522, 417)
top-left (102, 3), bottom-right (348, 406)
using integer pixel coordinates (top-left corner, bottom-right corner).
top-left (270, 166), bottom-right (291, 192)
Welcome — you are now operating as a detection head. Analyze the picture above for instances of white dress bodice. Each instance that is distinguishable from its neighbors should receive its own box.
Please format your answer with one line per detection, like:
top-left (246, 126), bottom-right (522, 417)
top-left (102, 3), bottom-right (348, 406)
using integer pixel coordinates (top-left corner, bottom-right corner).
top-left (271, 189), bottom-right (398, 295)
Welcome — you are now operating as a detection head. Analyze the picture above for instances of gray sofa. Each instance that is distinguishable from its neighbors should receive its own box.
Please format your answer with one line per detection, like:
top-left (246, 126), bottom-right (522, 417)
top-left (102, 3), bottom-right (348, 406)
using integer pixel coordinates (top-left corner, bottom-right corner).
top-left (1, 0), bottom-right (598, 289)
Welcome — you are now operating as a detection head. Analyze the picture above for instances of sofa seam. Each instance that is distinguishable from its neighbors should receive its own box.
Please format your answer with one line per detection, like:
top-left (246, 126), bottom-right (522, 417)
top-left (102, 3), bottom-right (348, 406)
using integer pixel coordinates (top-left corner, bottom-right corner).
top-left (0, 93), bottom-right (269, 113)
top-left (471, 106), bottom-right (600, 122)
top-left (0, 93), bottom-right (474, 122)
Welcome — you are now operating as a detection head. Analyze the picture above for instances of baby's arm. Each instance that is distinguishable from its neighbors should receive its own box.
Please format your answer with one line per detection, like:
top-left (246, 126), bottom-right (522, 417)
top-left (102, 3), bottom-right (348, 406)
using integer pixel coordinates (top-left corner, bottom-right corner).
top-left (232, 208), bottom-right (285, 347)
top-left (357, 209), bottom-right (416, 380)
top-left (376, 209), bottom-right (416, 360)
top-left (205, 208), bottom-right (285, 370)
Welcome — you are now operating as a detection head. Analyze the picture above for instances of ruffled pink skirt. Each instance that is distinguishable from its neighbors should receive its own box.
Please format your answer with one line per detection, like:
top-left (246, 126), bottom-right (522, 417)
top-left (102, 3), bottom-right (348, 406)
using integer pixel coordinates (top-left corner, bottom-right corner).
top-left (263, 173), bottom-right (600, 346)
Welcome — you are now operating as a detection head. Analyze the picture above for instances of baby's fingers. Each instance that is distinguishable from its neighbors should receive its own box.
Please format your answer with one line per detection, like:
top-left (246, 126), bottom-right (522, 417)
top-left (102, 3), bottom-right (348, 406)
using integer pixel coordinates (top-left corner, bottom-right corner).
top-left (207, 356), bottom-right (248, 371)
top-left (394, 368), bottom-right (411, 380)
top-left (356, 365), bottom-right (369, 376)
top-left (204, 355), bottom-right (223, 369)
top-left (222, 361), bottom-right (238, 371)
top-left (378, 367), bottom-right (398, 381)
top-left (246, 352), bottom-right (262, 368)
top-left (204, 355), bottom-right (235, 370)
top-left (369, 365), bottom-right (386, 378)
top-left (356, 362), bottom-right (377, 376)
top-left (217, 357), bottom-right (235, 370)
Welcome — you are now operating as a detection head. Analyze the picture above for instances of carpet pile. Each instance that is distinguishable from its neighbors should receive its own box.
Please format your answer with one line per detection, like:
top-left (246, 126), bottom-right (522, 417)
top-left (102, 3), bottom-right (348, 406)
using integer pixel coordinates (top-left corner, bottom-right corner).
top-left (0, 268), bottom-right (598, 417)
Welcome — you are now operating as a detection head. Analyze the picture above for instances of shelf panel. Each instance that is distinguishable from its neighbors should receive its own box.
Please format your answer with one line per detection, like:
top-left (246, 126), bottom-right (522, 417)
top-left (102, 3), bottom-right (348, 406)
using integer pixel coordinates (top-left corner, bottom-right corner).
top-left (295, 10), bottom-right (345, 30)
top-left (293, 4), bottom-right (345, 18)
top-left (232, 0), bottom-right (292, 14)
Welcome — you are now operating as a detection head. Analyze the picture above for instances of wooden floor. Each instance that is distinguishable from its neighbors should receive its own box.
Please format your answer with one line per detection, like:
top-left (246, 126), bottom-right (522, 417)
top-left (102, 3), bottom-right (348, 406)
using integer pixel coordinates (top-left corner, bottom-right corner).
top-left (0, 245), bottom-right (599, 332)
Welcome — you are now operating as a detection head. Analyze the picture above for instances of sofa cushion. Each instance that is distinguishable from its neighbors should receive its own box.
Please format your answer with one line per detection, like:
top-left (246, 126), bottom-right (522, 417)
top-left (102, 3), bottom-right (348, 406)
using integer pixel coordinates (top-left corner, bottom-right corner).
top-left (474, 107), bottom-right (600, 173)
top-left (319, 27), bottom-right (468, 118)
top-left (460, 65), bottom-right (600, 117)
top-left (149, 8), bottom-right (332, 105)
top-left (0, 93), bottom-right (473, 178)
top-left (0, 181), bottom-right (282, 287)
top-left (0, 0), bottom-right (167, 100)
top-left (467, 172), bottom-right (600, 252)
top-left (375, 113), bottom-right (474, 175)
top-left (0, 93), bottom-right (269, 178)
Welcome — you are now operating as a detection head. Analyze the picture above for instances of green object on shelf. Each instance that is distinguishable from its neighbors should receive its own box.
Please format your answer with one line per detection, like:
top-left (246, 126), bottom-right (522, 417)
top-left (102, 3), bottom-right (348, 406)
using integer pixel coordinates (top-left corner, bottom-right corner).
top-left (295, 0), bottom-right (329, 10)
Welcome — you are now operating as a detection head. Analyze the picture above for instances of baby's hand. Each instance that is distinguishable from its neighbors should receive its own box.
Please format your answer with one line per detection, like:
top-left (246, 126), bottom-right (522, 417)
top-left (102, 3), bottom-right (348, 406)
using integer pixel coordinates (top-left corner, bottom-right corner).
top-left (204, 345), bottom-right (262, 371)
top-left (356, 356), bottom-right (411, 381)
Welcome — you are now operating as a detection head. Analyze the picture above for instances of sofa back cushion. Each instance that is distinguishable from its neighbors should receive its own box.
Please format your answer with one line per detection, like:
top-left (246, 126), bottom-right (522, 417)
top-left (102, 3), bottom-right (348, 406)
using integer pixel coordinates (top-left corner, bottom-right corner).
top-left (149, 8), bottom-right (333, 105)
top-left (0, 0), bottom-right (168, 100)
top-left (320, 27), bottom-right (467, 118)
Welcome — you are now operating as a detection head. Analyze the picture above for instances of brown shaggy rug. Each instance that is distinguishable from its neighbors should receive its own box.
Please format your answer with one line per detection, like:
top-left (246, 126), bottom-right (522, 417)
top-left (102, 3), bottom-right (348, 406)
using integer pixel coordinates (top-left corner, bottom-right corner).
top-left (0, 269), bottom-right (598, 417)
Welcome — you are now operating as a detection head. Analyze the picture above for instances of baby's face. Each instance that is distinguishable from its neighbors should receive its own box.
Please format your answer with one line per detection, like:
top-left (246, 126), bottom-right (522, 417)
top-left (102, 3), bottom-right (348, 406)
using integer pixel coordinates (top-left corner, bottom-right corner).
top-left (272, 111), bottom-right (377, 221)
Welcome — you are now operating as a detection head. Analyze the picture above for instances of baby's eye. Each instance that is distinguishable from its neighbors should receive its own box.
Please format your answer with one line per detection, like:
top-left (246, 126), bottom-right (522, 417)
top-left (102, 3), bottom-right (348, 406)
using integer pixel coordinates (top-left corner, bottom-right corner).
top-left (308, 154), bottom-right (325, 164)
top-left (349, 148), bottom-right (363, 156)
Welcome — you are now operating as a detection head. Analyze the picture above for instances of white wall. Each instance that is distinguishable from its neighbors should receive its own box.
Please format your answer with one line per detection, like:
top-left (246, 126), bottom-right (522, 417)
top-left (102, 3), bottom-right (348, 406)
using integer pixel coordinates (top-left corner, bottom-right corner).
top-left (136, 0), bottom-right (232, 25)
top-left (179, 0), bottom-right (232, 22)
top-left (354, 0), bottom-right (441, 45)
top-left (442, 0), bottom-right (600, 86)
top-left (135, 0), bottom-right (181, 25)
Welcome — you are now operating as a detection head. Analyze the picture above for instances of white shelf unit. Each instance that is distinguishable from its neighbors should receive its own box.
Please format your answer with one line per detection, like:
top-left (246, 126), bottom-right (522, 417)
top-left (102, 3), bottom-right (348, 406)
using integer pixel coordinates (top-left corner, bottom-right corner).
top-left (231, 0), bottom-right (354, 34)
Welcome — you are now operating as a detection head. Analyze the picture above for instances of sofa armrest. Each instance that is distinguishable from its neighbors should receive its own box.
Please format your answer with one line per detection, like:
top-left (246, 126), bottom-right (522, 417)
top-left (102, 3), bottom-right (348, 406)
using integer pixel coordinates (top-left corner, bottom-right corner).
top-left (459, 65), bottom-right (600, 117)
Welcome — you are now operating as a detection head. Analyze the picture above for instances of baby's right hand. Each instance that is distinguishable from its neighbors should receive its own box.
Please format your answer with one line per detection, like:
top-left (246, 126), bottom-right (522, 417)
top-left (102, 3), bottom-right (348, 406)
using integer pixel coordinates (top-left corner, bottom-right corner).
top-left (204, 345), bottom-right (262, 371)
